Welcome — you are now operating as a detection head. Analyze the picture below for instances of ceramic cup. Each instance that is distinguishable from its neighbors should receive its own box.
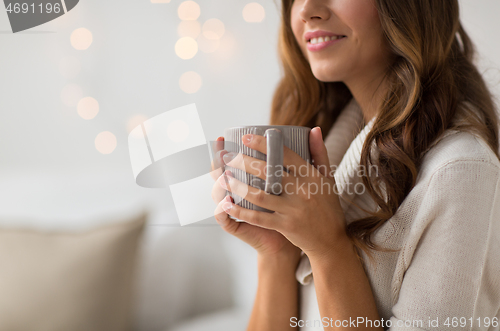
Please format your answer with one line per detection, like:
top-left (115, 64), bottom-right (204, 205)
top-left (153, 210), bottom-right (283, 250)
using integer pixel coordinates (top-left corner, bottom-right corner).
top-left (223, 125), bottom-right (311, 213)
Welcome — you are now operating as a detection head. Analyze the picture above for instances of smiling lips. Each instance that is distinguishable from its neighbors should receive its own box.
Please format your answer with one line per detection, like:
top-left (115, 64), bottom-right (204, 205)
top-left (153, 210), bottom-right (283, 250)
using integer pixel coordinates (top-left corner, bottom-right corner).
top-left (304, 30), bottom-right (347, 52)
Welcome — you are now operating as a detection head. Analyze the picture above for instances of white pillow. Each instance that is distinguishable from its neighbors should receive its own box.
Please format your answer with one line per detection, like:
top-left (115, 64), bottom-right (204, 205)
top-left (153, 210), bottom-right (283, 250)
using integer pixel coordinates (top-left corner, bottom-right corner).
top-left (0, 212), bottom-right (146, 331)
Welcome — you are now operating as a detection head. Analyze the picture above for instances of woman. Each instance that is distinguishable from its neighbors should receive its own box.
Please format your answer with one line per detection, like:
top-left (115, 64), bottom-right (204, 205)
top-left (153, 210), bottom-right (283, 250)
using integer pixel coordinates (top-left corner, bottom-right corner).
top-left (211, 0), bottom-right (500, 329)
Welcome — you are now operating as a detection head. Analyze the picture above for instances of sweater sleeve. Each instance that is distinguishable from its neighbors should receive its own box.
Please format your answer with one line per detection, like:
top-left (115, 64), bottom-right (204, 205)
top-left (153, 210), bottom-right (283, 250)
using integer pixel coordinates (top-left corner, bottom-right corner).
top-left (388, 159), bottom-right (500, 331)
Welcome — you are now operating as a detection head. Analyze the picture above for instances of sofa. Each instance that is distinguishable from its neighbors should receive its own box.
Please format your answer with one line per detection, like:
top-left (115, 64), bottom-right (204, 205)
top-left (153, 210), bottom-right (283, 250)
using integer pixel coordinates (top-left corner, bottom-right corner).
top-left (0, 168), bottom-right (258, 331)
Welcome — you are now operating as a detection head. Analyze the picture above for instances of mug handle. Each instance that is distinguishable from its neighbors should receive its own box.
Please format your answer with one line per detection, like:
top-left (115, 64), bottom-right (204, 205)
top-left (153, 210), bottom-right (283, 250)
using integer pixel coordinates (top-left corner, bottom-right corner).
top-left (264, 128), bottom-right (283, 195)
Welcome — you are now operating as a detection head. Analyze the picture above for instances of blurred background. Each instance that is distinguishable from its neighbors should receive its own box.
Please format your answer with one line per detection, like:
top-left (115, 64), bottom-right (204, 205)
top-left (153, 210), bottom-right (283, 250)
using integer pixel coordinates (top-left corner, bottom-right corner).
top-left (0, 1), bottom-right (498, 330)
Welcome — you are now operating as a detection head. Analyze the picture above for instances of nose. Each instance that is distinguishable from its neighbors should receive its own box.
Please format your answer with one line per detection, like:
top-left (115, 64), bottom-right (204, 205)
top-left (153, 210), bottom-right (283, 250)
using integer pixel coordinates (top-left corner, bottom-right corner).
top-left (299, 0), bottom-right (331, 23)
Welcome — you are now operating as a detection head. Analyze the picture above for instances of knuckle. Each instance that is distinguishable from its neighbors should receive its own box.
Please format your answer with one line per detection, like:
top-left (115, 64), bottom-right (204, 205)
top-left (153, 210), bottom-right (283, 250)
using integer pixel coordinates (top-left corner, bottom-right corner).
top-left (246, 159), bottom-right (264, 177)
top-left (212, 189), bottom-right (224, 203)
top-left (211, 183), bottom-right (221, 201)
top-left (253, 191), bottom-right (265, 205)
top-left (214, 210), bottom-right (226, 223)
top-left (210, 168), bottom-right (221, 181)
top-left (253, 134), bottom-right (263, 145)
top-left (230, 206), bottom-right (239, 219)
top-left (246, 212), bottom-right (259, 225)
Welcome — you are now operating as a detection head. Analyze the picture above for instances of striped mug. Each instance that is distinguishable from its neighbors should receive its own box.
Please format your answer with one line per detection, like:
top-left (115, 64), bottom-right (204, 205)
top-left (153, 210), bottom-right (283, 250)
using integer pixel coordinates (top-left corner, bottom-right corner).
top-left (223, 125), bottom-right (311, 213)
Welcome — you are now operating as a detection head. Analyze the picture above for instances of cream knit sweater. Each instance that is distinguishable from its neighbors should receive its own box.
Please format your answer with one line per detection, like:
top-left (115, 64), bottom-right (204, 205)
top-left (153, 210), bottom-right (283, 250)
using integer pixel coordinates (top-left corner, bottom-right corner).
top-left (295, 99), bottom-right (500, 330)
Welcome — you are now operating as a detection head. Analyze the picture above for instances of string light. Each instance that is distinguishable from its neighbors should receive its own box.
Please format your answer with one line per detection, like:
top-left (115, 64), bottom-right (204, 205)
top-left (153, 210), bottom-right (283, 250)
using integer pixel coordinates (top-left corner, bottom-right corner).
top-left (242, 3), bottom-right (265, 23)
top-left (95, 131), bottom-right (117, 154)
top-left (175, 37), bottom-right (198, 59)
top-left (178, 1), bottom-right (200, 21)
top-left (70, 28), bottom-right (93, 50)
top-left (77, 97), bottom-right (99, 120)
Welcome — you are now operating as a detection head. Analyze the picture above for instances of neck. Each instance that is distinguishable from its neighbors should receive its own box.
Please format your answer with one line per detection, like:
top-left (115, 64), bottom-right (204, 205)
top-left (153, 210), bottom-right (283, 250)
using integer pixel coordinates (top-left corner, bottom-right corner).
top-left (344, 69), bottom-right (389, 125)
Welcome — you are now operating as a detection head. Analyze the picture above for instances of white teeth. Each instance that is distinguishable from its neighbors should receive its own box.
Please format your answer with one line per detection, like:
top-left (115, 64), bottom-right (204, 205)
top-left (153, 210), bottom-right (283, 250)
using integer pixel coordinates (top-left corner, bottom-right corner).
top-left (309, 35), bottom-right (343, 44)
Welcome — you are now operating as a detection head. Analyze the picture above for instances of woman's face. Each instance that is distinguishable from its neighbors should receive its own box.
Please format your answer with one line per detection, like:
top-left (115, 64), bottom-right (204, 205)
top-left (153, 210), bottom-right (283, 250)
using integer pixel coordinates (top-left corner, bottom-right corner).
top-left (291, 0), bottom-right (392, 85)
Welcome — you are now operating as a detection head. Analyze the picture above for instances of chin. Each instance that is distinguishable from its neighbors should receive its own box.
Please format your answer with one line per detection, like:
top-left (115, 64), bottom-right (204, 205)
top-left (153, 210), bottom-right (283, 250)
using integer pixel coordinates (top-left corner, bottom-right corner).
top-left (312, 72), bottom-right (342, 83)
top-left (310, 65), bottom-right (344, 83)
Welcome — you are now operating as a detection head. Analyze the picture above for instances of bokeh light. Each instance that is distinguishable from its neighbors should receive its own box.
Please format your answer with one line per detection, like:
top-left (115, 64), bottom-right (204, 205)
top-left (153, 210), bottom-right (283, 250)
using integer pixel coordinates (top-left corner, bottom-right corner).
top-left (179, 71), bottom-right (202, 94)
top-left (242, 3), bottom-right (265, 23)
top-left (127, 114), bottom-right (148, 138)
top-left (95, 131), bottom-right (117, 154)
top-left (60, 84), bottom-right (83, 107)
top-left (77, 97), bottom-right (99, 120)
top-left (167, 120), bottom-right (190, 143)
top-left (197, 34), bottom-right (220, 53)
top-left (175, 37), bottom-right (198, 59)
top-left (177, 20), bottom-right (201, 38)
top-left (70, 28), bottom-right (93, 50)
top-left (202, 18), bottom-right (225, 40)
top-left (59, 56), bottom-right (81, 79)
top-left (178, 1), bottom-right (200, 21)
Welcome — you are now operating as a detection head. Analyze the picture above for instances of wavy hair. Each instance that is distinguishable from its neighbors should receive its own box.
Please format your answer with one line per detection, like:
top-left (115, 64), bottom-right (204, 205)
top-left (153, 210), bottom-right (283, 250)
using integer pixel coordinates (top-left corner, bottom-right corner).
top-left (271, 0), bottom-right (500, 259)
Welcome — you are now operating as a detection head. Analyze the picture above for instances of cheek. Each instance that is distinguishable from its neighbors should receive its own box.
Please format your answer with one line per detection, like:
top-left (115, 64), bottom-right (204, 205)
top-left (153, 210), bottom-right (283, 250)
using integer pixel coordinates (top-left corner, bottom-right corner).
top-left (290, 7), bottom-right (301, 41)
top-left (339, 0), bottom-right (381, 36)
top-left (290, 8), bottom-right (308, 60)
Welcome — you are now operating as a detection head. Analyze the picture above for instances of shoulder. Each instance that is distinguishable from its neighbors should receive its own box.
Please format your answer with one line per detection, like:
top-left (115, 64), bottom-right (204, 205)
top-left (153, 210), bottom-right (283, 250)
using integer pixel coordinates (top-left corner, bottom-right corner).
top-left (417, 130), bottom-right (500, 184)
top-left (394, 130), bottom-right (500, 223)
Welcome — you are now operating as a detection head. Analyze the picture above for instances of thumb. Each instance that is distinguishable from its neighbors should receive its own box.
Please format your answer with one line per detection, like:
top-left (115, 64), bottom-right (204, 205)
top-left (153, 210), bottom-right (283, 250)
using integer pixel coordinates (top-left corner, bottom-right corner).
top-left (309, 127), bottom-right (332, 178)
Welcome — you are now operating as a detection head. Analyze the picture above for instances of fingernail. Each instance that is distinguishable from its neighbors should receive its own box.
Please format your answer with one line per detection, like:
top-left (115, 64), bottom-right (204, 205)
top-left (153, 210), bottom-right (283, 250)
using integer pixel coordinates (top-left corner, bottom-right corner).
top-left (222, 201), bottom-right (233, 212)
top-left (218, 149), bottom-right (228, 161)
top-left (225, 170), bottom-right (233, 178)
top-left (223, 152), bottom-right (236, 164)
top-left (242, 134), bottom-right (253, 144)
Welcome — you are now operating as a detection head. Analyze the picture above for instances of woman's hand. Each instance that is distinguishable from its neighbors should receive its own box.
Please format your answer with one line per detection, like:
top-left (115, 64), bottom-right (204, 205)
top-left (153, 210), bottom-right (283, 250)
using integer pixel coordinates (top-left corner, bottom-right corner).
top-left (211, 137), bottom-right (301, 264)
top-left (218, 127), bottom-right (350, 261)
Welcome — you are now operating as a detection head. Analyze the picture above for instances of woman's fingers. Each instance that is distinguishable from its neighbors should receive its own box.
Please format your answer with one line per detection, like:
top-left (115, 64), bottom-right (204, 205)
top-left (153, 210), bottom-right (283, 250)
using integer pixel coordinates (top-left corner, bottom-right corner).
top-left (210, 137), bottom-right (228, 181)
top-left (220, 194), bottom-right (284, 232)
top-left (309, 127), bottom-right (333, 178)
top-left (211, 174), bottom-right (228, 204)
top-left (223, 152), bottom-right (266, 180)
top-left (241, 134), bottom-right (309, 177)
top-left (214, 195), bottom-right (232, 226)
top-left (218, 170), bottom-right (285, 213)
top-left (215, 196), bottom-right (280, 248)
top-left (222, 152), bottom-right (292, 182)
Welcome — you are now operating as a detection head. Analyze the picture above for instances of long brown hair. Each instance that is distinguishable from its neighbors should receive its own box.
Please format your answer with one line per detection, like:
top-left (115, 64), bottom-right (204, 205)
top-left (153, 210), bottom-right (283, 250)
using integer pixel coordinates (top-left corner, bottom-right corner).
top-left (271, 0), bottom-right (500, 258)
